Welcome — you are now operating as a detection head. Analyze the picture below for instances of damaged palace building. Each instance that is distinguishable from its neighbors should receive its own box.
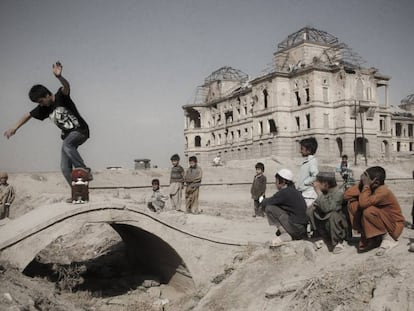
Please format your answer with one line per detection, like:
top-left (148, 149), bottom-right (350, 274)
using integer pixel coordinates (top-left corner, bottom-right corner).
top-left (183, 27), bottom-right (414, 163)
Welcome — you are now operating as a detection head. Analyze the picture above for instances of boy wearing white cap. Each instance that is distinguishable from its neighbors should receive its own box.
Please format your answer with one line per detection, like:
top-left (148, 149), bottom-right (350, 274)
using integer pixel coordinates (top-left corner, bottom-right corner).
top-left (262, 168), bottom-right (308, 246)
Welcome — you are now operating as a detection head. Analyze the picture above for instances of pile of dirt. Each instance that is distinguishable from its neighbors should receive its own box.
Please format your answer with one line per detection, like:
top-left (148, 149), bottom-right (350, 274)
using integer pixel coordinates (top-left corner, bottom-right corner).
top-left (1, 156), bottom-right (413, 310)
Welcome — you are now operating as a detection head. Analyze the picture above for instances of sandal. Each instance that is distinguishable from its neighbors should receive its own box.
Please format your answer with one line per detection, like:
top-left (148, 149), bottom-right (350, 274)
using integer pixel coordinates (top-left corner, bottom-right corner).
top-left (358, 236), bottom-right (381, 253)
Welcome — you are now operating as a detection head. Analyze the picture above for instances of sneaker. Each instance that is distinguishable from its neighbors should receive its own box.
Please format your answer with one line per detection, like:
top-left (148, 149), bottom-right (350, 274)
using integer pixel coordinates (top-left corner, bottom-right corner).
top-left (314, 240), bottom-right (324, 249)
top-left (376, 233), bottom-right (398, 256)
top-left (279, 233), bottom-right (292, 242)
top-left (270, 236), bottom-right (286, 248)
top-left (333, 242), bottom-right (345, 254)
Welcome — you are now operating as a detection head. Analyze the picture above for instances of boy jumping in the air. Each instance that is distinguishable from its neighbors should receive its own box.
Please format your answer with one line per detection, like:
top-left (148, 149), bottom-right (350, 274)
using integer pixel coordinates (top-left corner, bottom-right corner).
top-left (4, 62), bottom-right (91, 201)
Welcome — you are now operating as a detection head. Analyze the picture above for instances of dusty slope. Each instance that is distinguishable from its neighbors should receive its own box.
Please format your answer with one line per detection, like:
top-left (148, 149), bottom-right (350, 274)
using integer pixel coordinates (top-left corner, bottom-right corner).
top-left (0, 156), bottom-right (413, 311)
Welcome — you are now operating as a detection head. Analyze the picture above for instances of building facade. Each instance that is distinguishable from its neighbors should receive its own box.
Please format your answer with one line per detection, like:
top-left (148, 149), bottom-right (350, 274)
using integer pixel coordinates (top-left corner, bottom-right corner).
top-left (391, 94), bottom-right (414, 154)
top-left (183, 27), bottom-right (411, 164)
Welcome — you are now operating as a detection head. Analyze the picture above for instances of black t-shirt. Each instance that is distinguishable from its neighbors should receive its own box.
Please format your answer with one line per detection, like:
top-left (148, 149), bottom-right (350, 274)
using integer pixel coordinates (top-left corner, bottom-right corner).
top-left (30, 88), bottom-right (89, 139)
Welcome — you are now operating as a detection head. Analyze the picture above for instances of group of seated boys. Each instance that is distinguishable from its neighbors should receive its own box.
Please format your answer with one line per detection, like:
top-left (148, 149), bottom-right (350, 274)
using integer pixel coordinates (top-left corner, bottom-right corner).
top-left (261, 164), bottom-right (405, 256)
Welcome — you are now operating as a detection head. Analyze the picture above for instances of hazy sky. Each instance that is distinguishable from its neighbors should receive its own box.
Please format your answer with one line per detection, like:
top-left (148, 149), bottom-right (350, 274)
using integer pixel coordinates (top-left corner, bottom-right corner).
top-left (1, 0), bottom-right (413, 172)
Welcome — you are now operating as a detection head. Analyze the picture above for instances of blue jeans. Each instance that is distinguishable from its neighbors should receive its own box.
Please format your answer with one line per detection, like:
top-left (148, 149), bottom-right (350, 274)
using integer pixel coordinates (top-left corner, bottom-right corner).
top-left (61, 131), bottom-right (88, 185)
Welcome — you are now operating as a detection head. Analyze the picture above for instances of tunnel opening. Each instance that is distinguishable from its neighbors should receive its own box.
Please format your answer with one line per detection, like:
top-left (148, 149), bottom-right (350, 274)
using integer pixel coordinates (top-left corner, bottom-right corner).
top-left (23, 223), bottom-right (195, 297)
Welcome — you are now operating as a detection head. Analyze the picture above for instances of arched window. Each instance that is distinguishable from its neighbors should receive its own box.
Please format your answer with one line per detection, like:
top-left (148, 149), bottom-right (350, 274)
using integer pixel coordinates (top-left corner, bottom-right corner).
top-left (336, 138), bottom-right (343, 156)
top-left (195, 136), bottom-right (201, 147)
top-left (263, 89), bottom-right (268, 109)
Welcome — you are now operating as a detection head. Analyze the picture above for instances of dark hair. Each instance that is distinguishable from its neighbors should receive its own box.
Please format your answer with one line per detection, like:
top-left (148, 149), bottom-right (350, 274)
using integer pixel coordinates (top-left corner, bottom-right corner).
top-left (299, 137), bottom-right (318, 154)
top-left (170, 154), bottom-right (180, 161)
top-left (28, 84), bottom-right (52, 102)
top-left (365, 166), bottom-right (386, 185)
top-left (316, 172), bottom-right (337, 188)
top-left (342, 154), bottom-right (348, 160)
top-left (189, 156), bottom-right (197, 163)
top-left (151, 179), bottom-right (160, 186)
top-left (275, 173), bottom-right (294, 187)
top-left (255, 162), bottom-right (264, 171)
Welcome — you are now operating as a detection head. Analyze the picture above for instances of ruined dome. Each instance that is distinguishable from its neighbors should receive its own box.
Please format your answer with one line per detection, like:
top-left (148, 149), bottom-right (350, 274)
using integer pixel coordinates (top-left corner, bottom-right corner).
top-left (277, 26), bottom-right (339, 51)
top-left (401, 94), bottom-right (414, 105)
top-left (205, 66), bottom-right (248, 83)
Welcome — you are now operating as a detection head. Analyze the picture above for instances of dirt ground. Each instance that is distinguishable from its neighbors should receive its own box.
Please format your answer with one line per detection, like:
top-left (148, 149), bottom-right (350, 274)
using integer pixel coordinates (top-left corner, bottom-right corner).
top-left (1, 156), bottom-right (413, 311)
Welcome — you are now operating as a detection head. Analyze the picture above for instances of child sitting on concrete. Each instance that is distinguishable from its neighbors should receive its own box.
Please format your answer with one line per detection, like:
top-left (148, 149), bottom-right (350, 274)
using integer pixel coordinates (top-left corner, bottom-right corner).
top-left (147, 179), bottom-right (168, 213)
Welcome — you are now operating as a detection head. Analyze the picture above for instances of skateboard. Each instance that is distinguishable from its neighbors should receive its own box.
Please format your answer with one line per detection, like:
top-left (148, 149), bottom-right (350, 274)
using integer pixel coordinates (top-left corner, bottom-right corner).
top-left (71, 168), bottom-right (90, 204)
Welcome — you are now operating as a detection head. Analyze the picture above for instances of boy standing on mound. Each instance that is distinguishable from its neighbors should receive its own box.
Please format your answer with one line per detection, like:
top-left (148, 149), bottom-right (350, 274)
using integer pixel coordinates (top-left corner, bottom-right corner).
top-left (250, 162), bottom-right (267, 217)
top-left (169, 154), bottom-right (185, 210)
top-left (184, 156), bottom-right (202, 214)
top-left (4, 62), bottom-right (91, 200)
top-left (0, 172), bottom-right (15, 219)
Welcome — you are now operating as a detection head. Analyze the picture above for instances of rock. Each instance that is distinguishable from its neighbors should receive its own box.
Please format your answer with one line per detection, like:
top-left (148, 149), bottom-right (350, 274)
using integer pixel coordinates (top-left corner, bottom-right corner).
top-left (107, 298), bottom-right (126, 306)
top-left (265, 280), bottom-right (301, 299)
top-left (142, 279), bottom-right (160, 288)
top-left (304, 245), bottom-right (315, 262)
top-left (3, 292), bottom-right (13, 302)
top-left (147, 286), bottom-right (161, 298)
top-left (154, 298), bottom-right (169, 307)
top-left (281, 244), bottom-right (297, 256)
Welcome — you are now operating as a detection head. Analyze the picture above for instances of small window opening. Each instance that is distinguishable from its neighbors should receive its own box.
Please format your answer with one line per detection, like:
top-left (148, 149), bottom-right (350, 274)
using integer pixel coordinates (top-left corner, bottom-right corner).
top-left (306, 114), bottom-right (311, 129)
top-left (259, 121), bottom-right (263, 135)
top-left (195, 136), bottom-right (201, 147)
top-left (396, 123), bottom-right (402, 137)
top-left (295, 91), bottom-right (301, 106)
top-left (225, 111), bottom-right (233, 124)
top-left (263, 89), bottom-right (268, 109)
top-left (269, 119), bottom-right (277, 133)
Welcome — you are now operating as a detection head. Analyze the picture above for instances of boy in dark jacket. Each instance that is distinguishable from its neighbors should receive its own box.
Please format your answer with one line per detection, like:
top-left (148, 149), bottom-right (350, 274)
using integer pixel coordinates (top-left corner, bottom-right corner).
top-left (250, 162), bottom-right (266, 217)
top-left (262, 169), bottom-right (308, 246)
top-left (184, 156), bottom-right (202, 214)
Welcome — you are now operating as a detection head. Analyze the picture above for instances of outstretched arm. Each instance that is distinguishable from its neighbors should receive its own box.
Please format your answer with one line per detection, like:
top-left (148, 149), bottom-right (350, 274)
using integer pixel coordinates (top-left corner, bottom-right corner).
top-left (53, 61), bottom-right (70, 95)
top-left (4, 113), bottom-right (32, 139)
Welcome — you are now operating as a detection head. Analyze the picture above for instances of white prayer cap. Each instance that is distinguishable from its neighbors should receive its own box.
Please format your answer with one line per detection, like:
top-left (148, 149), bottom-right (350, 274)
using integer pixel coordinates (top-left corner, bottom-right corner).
top-left (277, 169), bottom-right (293, 181)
